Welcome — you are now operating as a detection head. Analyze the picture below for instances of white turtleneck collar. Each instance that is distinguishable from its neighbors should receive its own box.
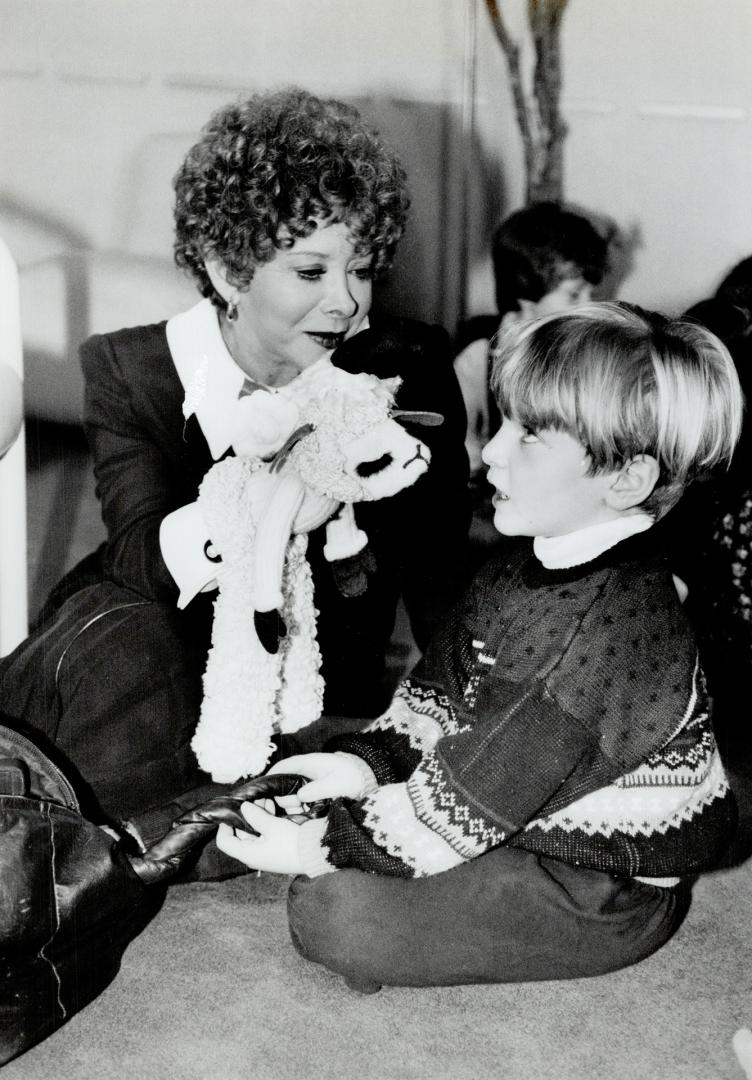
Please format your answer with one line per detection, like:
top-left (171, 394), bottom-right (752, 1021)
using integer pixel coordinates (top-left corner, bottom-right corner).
top-left (533, 513), bottom-right (654, 570)
top-left (165, 297), bottom-right (369, 460)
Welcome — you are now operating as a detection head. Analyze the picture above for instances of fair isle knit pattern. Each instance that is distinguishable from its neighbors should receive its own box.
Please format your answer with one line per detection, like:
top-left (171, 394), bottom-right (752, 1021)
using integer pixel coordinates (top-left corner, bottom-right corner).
top-left (373, 682), bottom-right (466, 745)
top-left (357, 681), bottom-right (506, 873)
top-left (361, 781), bottom-right (471, 874)
top-left (337, 682), bottom-right (465, 788)
top-left (324, 531), bottom-right (735, 879)
top-left (515, 658), bottom-right (731, 877)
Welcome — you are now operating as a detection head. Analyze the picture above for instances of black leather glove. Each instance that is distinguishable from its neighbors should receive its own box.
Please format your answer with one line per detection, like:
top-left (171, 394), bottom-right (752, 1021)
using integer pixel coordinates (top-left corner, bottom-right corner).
top-left (127, 773), bottom-right (322, 885)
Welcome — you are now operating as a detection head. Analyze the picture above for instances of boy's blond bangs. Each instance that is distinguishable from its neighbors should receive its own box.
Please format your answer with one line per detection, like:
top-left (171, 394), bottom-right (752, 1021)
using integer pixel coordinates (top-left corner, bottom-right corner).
top-left (490, 303), bottom-right (743, 516)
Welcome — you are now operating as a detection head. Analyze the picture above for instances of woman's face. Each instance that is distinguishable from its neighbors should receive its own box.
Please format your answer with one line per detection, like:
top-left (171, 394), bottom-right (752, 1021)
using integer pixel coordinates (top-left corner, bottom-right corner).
top-left (222, 220), bottom-right (373, 386)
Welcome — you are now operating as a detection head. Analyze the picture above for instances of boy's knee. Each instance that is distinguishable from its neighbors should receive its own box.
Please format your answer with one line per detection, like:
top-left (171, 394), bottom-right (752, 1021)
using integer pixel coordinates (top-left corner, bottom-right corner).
top-left (287, 872), bottom-right (344, 963)
top-left (286, 870), bottom-right (376, 974)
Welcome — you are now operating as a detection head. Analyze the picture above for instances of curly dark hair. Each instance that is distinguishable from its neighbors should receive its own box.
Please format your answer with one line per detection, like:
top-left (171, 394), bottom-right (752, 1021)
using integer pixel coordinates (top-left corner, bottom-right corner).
top-left (173, 87), bottom-right (410, 305)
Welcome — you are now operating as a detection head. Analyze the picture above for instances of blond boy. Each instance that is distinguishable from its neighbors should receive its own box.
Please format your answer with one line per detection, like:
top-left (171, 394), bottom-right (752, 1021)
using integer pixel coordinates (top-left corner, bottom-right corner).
top-left (219, 302), bottom-right (742, 991)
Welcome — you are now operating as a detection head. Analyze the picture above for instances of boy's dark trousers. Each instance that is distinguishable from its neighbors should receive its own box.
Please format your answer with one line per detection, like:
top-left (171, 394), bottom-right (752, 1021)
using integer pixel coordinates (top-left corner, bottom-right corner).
top-left (287, 845), bottom-right (691, 991)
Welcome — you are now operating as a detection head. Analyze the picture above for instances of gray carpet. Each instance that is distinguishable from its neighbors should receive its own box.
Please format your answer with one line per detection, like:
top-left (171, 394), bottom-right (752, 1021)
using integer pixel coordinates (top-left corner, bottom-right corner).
top-left (4, 852), bottom-right (752, 1080)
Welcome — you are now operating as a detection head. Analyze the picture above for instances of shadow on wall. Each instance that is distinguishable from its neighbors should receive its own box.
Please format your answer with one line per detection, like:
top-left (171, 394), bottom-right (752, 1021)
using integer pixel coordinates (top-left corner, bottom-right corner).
top-left (1, 95), bottom-right (503, 425)
top-left (353, 95), bottom-right (505, 335)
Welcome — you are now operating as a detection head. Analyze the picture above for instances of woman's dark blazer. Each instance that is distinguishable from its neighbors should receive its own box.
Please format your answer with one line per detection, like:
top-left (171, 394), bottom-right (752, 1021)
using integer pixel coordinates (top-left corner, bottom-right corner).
top-left (79, 314), bottom-right (471, 716)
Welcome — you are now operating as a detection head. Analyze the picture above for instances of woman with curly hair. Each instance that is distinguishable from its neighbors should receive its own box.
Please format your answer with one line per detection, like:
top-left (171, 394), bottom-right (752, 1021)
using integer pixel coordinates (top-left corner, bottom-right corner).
top-left (0, 88), bottom-right (470, 852)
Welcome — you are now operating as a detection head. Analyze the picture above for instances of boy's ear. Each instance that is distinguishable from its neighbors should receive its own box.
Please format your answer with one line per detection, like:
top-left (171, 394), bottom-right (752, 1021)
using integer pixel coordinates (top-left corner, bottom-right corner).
top-left (605, 454), bottom-right (660, 511)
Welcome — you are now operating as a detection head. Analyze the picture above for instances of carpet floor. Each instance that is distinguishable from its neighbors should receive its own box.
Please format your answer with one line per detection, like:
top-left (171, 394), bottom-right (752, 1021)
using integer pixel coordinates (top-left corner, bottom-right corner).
top-left (3, 855), bottom-right (752, 1080)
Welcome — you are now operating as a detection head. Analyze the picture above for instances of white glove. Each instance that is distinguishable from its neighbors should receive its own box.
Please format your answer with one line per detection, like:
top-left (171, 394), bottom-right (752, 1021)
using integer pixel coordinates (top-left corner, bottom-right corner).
top-left (215, 803), bottom-right (305, 875)
top-left (267, 751), bottom-right (377, 810)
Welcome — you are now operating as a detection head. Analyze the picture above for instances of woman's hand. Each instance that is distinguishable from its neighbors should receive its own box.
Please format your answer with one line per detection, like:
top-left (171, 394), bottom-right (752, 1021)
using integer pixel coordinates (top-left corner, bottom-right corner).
top-left (267, 751), bottom-right (376, 812)
top-left (215, 802), bottom-right (305, 874)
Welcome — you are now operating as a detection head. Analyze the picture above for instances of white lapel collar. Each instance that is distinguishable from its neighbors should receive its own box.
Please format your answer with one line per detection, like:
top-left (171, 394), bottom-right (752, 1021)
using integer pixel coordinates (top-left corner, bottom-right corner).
top-left (166, 298), bottom-right (245, 460)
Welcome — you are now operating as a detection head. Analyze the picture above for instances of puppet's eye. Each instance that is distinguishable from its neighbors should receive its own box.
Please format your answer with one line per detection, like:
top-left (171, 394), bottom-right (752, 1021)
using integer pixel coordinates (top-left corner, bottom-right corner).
top-left (356, 453), bottom-right (394, 477)
top-left (392, 409), bottom-right (444, 427)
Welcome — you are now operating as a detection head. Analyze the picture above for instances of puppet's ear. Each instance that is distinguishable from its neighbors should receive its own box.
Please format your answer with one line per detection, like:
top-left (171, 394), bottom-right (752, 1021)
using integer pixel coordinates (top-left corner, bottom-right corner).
top-left (391, 409), bottom-right (444, 427)
top-left (381, 375), bottom-right (402, 397)
top-left (269, 423), bottom-right (316, 473)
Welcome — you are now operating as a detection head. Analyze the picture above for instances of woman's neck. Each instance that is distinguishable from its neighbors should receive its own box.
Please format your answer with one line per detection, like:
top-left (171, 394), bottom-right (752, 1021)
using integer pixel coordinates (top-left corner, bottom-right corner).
top-left (219, 313), bottom-right (296, 388)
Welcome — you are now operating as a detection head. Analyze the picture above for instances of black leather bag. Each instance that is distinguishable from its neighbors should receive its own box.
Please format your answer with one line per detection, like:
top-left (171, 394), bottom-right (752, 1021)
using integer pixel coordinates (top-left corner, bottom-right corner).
top-left (0, 716), bottom-right (307, 1065)
top-left (0, 718), bottom-right (163, 1065)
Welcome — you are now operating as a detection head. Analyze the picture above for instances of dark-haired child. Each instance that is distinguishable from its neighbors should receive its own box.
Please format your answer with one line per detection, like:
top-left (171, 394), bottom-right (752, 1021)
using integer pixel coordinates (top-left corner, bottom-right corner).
top-left (455, 200), bottom-right (611, 479)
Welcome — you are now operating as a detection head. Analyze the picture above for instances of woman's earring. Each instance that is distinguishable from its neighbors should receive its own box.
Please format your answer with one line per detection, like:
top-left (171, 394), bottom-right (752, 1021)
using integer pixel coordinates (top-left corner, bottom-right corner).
top-left (226, 297), bottom-right (239, 322)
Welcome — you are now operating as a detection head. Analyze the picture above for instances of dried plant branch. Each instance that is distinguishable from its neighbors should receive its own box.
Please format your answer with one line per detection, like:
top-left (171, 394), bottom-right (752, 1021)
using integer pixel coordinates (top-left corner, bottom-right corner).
top-left (485, 0), bottom-right (569, 203)
top-left (529, 0), bottom-right (568, 199)
top-left (484, 0), bottom-right (538, 199)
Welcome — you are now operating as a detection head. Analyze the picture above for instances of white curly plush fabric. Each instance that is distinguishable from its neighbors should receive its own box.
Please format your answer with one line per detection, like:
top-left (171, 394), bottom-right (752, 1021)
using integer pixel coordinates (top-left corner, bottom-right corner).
top-left (190, 458), bottom-right (324, 781)
top-left (189, 362), bottom-right (429, 783)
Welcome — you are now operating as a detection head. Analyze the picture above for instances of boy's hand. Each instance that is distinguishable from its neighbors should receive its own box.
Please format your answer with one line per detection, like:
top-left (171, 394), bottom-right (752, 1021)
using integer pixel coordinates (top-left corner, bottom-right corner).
top-left (267, 752), bottom-right (376, 811)
top-left (215, 802), bottom-right (304, 874)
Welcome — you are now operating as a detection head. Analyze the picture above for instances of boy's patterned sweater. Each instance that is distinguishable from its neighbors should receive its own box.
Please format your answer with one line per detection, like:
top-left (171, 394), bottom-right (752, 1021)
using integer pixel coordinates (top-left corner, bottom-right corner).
top-left (301, 530), bottom-right (735, 880)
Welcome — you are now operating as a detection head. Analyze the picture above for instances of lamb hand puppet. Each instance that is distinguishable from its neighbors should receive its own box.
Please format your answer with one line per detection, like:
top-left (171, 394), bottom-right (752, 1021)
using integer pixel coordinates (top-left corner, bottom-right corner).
top-left (161, 360), bottom-right (440, 783)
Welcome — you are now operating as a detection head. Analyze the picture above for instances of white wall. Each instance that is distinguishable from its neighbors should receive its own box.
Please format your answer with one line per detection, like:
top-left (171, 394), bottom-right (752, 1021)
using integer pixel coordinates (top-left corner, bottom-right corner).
top-left (468, 0), bottom-right (752, 316)
top-left (0, 0), bottom-right (468, 254)
top-left (1, 0), bottom-right (751, 378)
top-left (0, 0), bottom-right (474, 417)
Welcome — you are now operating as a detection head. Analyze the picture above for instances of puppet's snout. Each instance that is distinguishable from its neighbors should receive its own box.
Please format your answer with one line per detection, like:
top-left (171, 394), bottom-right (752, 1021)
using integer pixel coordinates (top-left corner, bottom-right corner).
top-left (344, 419), bottom-right (430, 500)
top-left (402, 440), bottom-right (430, 472)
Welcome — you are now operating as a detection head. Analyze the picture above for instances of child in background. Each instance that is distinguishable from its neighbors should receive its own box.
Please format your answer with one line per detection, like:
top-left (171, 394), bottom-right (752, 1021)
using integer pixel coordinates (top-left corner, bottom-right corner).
top-left (217, 302), bottom-right (742, 992)
top-left (455, 200), bottom-right (612, 477)
top-left (456, 202), bottom-right (612, 558)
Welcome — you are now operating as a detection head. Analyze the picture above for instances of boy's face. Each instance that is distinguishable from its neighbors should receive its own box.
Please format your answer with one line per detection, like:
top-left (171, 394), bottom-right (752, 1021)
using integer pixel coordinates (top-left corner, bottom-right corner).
top-left (481, 417), bottom-right (619, 538)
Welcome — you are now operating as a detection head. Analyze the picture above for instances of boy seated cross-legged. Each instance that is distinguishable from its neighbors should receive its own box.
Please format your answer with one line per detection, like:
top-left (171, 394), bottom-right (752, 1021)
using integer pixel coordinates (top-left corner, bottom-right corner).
top-left (217, 302), bottom-right (743, 991)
